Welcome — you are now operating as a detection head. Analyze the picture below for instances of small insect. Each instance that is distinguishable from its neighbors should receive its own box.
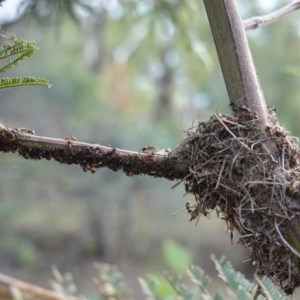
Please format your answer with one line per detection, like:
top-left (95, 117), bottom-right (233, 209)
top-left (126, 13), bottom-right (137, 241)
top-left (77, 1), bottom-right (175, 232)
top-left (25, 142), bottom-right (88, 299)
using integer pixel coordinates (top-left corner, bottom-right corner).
top-left (64, 135), bottom-right (77, 141)
top-left (64, 135), bottom-right (76, 155)
top-left (172, 202), bottom-right (201, 226)
top-left (186, 202), bottom-right (201, 222)
top-left (17, 128), bottom-right (35, 135)
top-left (140, 146), bottom-right (159, 154)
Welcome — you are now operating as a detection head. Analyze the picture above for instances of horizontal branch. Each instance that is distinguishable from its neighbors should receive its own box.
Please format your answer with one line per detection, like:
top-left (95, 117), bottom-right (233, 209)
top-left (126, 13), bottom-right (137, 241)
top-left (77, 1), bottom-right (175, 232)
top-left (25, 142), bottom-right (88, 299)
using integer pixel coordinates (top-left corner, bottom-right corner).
top-left (0, 125), bottom-right (189, 181)
top-left (0, 273), bottom-right (77, 300)
top-left (244, 1), bottom-right (300, 31)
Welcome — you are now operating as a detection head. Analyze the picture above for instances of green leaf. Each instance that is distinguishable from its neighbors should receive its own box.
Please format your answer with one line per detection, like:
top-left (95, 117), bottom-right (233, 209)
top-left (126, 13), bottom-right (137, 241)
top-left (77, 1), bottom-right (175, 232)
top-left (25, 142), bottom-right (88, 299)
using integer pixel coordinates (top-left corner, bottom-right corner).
top-left (0, 77), bottom-right (51, 89)
top-left (150, 274), bottom-right (177, 298)
top-left (94, 263), bottom-right (132, 299)
top-left (187, 265), bottom-right (211, 291)
top-left (213, 292), bottom-right (225, 300)
top-left (0, 37), bottom-right (38, 72)
top-left (162, 239), bottom-right (192, 272)
top-left (165, 271), bottom-right (194, 300)
top-left (144, 274), bottom-right (159, 291)
top-left (211, 255), bottom-right (252, 300)
top-left (255, 276), bottom-right (286, 300)
top-left (0, 32), bottom-right (51, 90)
top-left (138, 276), bottom-right (157, 300)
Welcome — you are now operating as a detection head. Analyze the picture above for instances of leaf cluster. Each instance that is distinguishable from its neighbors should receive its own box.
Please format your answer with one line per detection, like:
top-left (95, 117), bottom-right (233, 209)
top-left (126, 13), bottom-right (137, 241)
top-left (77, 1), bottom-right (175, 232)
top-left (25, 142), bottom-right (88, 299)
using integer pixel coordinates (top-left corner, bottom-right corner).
top-left (0, 32), bottom-right (51, 89)
top-left (11, 257), bottom-right (285, 299)
top-left (90, 256), bottom-right (287, 300)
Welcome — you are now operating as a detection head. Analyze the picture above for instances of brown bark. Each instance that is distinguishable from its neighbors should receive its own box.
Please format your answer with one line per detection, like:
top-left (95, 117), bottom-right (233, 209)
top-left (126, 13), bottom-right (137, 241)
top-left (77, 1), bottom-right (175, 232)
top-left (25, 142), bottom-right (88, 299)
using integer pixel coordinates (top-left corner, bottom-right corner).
top-left (0, 126), bottom-right (189, 180)
top-left (203, 0), bottom-right (269, 130)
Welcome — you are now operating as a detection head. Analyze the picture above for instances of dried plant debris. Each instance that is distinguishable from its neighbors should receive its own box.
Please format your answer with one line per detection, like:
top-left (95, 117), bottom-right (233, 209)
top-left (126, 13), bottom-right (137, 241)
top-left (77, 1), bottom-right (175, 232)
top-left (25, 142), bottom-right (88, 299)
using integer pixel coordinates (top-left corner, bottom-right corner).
top-left (173, 108), bottom-right (300, 294)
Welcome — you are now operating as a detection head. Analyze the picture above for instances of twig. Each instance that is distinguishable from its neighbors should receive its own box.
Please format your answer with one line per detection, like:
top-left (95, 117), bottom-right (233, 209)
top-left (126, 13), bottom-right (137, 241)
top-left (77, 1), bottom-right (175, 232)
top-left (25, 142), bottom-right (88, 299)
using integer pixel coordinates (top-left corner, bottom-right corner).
top-left (245, 181), bottom-right (288, 186)
top-left (214, 113), bottom-right (251, 151)
top-left (218, 182), bottom-right (240, 196)
top-left (244, 1), bottom-right (300, 31)
top-left (215, 158), bottom-right (226, 189)
top-left (0, 273), bottom-right (78, 300)
top-left (275, 220), bottom-right (300, 259)
top-left (0, 125), bottom-right (189, 181)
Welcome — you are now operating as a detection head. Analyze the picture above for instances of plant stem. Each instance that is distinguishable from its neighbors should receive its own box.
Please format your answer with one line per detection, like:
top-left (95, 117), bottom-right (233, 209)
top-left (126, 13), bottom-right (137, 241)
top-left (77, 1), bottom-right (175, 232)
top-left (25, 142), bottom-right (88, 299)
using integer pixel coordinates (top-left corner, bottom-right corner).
top-left (203, 0), bottom-right (269, 130)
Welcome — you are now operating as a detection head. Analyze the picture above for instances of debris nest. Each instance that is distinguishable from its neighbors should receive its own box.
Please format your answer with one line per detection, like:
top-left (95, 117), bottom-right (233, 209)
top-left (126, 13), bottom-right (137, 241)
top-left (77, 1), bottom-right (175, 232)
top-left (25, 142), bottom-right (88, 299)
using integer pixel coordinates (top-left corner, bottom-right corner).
top-left (174, 108), bottom-right (300, 294)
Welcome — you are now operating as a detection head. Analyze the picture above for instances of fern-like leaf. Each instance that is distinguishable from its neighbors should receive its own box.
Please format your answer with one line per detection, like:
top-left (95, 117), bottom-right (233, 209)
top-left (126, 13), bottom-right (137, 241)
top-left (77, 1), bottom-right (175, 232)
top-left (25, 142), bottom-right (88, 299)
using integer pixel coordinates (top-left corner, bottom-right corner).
top-left (211, 255), bottom-right (252, 300)
top-left (255, 276), bottom-right (286, 300)
top-left (214, 293), bottom-right (225, 300)
top-left (50, 266), bottom-right (77, 297)
top-left (187, 265), bottom-right (211, 292)
top-left (0, 35), bottom-right (38, 72)
top-left (164, 271), bottom-right (194, 300)
top-left (138, 276), bottom-right (157, 300)
top-left (93, 263), bottom-right (132, 299)
top-left (0, 77), bottom-right (51, 89)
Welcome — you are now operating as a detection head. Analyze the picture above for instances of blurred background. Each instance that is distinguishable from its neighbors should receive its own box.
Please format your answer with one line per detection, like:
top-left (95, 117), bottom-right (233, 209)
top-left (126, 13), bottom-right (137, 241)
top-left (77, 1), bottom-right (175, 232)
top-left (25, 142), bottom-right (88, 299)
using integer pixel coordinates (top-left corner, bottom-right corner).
top-left (0, 0), bottom-right (300, 298)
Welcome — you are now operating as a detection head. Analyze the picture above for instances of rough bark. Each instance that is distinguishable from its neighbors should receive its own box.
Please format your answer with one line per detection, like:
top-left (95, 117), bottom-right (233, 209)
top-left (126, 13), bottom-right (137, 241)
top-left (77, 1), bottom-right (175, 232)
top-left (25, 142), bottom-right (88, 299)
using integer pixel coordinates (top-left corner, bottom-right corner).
top-left (0, 126), bottom-right (189, 180)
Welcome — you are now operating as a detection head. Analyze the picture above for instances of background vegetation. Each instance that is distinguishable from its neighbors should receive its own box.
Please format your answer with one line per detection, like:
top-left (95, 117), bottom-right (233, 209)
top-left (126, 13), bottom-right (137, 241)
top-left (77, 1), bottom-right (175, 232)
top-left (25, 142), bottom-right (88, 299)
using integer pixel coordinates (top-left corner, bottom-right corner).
top-left (0, 0), bottom-right (300, 298)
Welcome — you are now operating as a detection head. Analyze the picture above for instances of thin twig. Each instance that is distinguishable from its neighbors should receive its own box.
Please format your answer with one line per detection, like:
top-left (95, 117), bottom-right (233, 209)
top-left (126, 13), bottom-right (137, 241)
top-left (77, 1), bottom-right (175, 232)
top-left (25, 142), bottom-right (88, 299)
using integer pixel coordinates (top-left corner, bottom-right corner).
top-left (275, 220), bottom-right (300, 259)
top-left (0, 273), bottom-right (78, 300)
top-left (245, 181), bottom-right (288, 186)
top-left (214, 113), bottom-right (251, 151)
top-left (218, 182), bottom-right (240, 196)
top-left (244, 1), bottom-right (300, 31)
top-left (215, 158), bottom-right (226, 189)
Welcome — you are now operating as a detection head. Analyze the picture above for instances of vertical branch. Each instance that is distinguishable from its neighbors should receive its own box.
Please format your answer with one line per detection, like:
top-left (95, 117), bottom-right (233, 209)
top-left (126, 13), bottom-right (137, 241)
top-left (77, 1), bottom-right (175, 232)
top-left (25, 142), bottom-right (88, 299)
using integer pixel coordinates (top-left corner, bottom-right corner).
top-left (203, 0), bottom-right (269, 129)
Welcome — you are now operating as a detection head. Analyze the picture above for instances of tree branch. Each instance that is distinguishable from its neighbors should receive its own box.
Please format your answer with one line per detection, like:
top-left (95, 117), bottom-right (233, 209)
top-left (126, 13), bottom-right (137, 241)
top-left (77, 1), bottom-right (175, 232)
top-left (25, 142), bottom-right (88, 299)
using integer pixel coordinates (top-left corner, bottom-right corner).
top-left (203, 0), bottom-right (269, 130)
top-left (244, 1), bottom-right (300, 31)
top-left (0, 125), bottom-right (189, 180)
top-left (0, 273), bottom-right (77, 300)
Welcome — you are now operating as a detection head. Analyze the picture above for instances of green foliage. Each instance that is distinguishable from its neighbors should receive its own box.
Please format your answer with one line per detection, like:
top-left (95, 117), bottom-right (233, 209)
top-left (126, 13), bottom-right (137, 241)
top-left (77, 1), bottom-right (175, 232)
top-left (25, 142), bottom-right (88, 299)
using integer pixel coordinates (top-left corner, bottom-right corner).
top-left (117, 256), bottom-right (290, 300)
top-left (2, 235), bottom-right (36, 268)
top-left (0, 38), bottom-right (37, 72)
top-left (164, 271), bottom-right (194, 300)
top-left (255, 276), bottom-right (285, 300)
top-left (0, 77), bottom-right (50, 89)
top-left (75, 255), bottom-right (289, 300)
top-left (50, 265), bottom-right (77, 297)
top-left (211, 255), bottom-right (252, 300)
top-left (162, 239), bottom-right (193, 273)
top-left (45, 246), bottom-right (281, 299)
top-left (187, 265), bottom-right (211, 296)
top-left (94, 263), bottom-right (133, 300)
top-left (138, 275), bottom-right (158, 300)
top-left (0, 32), bottom-right (51, 89)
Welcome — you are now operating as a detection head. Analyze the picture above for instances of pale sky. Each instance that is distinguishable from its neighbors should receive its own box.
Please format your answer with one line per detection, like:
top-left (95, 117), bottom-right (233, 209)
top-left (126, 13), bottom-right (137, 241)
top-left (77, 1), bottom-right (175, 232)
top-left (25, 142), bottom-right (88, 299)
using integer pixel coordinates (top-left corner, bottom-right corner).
top-left (0, 0), bottom-right (27, 26)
